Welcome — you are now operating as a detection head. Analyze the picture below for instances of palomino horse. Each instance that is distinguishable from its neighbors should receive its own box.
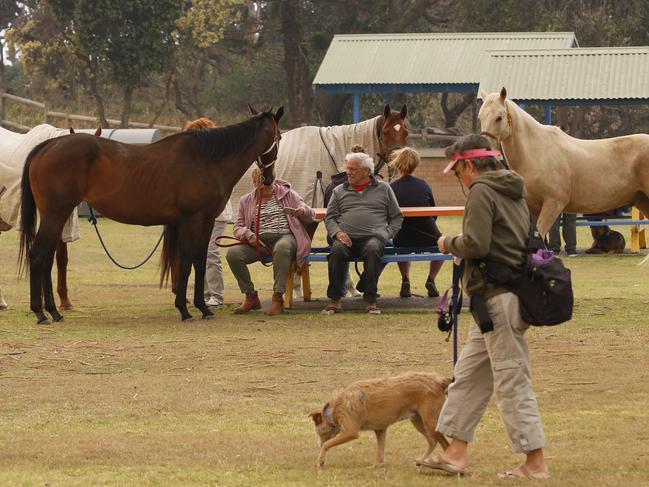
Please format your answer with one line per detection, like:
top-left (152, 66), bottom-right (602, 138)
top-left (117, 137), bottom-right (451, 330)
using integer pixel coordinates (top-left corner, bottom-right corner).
top-left (479, 88), bottom-right (649, 237)
top-left (19, 108), bottom-right (283, 324)
top-left (1, 124), bottom-right (82, 311)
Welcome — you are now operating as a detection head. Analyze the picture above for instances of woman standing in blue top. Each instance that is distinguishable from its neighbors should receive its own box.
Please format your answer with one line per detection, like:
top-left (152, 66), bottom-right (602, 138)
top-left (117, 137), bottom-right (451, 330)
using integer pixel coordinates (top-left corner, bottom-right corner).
top-left (389, 147), bottom-right (443, 298)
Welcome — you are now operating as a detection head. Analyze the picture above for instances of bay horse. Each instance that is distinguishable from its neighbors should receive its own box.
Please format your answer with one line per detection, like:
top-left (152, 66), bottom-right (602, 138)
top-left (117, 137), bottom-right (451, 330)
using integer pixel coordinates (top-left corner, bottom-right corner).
top-left (19, 107), bottom-right (284, 324)
top-left (479, 88), bottom-right (649, 237)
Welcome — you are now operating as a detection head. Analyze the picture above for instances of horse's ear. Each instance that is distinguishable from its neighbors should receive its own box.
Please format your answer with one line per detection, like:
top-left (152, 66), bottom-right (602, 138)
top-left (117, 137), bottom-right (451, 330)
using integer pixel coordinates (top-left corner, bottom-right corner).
top-left (274, 106), bottom-right (284, 123)
top-left (500, 87), bottom-right (508, 100)
top-left (479, 88), bottom-right (488, 100)
top-left (384, 104), bottom-right (391, 118)
top-left (69, 127), bottom-right (75, 134)
top-left (400, 104), bottom-right (407, 119)
top-left (248, 104), bottom-right (259, 115)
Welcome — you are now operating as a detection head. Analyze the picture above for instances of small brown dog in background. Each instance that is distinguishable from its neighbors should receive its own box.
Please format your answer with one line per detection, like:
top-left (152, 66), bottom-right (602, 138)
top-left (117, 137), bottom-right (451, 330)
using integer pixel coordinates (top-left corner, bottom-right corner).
top-left (586, 225), bottom-right (626, 254)
top-left (310, 372), bottom-right (451, 467)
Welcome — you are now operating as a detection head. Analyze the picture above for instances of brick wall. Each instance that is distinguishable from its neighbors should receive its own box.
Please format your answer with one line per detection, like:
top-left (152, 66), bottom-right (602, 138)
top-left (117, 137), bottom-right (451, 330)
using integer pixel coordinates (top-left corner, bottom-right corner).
top-left (409, 148), bottom-right (467, 206)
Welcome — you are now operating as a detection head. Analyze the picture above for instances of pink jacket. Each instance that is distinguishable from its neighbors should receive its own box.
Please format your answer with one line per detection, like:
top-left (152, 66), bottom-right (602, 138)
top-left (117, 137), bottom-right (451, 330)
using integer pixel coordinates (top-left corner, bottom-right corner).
top-left (233, 179), bottom-right (316, 267)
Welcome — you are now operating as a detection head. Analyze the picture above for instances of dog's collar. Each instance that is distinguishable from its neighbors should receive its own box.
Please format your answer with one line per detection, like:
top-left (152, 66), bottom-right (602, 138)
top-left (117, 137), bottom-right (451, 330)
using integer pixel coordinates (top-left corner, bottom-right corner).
top-left (323, 403), bottom-right (336, 426)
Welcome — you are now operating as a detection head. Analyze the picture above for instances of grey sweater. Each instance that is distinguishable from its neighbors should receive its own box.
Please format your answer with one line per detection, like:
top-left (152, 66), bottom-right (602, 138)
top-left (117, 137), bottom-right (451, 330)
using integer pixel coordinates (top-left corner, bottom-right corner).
top-left (325, 177), bottom-right (403, 242)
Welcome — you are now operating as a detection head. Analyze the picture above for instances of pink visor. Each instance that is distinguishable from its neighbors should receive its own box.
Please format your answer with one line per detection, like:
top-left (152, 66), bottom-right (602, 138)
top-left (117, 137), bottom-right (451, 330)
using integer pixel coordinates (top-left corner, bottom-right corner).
top-left (443, 148), bottom-right (502, 174)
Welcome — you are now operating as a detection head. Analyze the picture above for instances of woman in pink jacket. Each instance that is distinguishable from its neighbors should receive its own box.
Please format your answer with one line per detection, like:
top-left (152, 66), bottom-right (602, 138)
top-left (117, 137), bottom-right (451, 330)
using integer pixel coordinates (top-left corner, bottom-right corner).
top-left (227, 167), bottom-right (315, 315)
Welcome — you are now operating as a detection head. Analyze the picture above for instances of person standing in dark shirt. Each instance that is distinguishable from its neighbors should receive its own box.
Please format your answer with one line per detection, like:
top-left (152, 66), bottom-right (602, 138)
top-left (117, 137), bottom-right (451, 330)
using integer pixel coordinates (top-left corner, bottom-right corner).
top-left (389, 147), bottom-right (443, 298)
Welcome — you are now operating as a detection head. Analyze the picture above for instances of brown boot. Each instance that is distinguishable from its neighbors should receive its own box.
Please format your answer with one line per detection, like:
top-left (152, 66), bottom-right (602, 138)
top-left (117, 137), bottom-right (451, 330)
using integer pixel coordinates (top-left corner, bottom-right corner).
top-left (234, 291), bottom-right (261, 314)
top-left (266, 293), bottom-right (284, 316)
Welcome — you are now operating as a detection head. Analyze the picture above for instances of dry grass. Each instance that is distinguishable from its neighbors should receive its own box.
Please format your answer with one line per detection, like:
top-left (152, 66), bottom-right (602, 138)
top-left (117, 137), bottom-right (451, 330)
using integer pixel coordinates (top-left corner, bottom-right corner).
top-left (1, 219), bottom-right (648, 486)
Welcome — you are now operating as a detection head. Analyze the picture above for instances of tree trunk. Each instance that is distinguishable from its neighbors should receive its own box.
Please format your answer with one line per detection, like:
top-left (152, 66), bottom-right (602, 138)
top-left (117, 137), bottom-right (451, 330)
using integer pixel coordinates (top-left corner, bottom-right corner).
top-left (441, 92), bottom-right (476, 128)
top-left (85, 62), bottom-right (109, 128)
top-left (314, 92), bottom-right (349, 126)
top-left (0, 39), bottom-right (5, 124)
top-left (120, 85), bottom-right (133, 128)
top-left (0, 38), bottom-right (5, 92)
top-left (279, 0), bottom-right (312, 127)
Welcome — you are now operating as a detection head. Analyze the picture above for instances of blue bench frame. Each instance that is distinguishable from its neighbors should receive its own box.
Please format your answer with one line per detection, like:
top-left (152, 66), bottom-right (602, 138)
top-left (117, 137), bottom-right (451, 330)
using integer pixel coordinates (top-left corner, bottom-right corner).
top-left (291, 245), bottom-right (453, 307)
top-left (305, 246), bottom-right (454, 263)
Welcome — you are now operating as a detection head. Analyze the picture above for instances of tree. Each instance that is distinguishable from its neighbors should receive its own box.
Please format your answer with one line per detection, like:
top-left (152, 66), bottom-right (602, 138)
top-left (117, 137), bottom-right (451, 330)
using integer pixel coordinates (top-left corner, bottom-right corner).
top-left (9, 0), bottom-right (182, 127)
top-left (278, 0), bottom-right (311, 126)
top-left (0, 0), bottom-right (22, 93)
top-left (60, 0), bottom-right (182, 127)
top-left (172, 0), bottom-right (251, 119)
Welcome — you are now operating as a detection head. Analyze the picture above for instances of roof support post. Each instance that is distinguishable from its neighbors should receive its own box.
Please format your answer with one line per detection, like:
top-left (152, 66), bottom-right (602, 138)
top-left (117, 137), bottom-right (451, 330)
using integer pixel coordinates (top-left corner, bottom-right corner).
top-left (353, 93), bottom-right (360, 123)
top-left (544, 104), bottom-right (553, 125)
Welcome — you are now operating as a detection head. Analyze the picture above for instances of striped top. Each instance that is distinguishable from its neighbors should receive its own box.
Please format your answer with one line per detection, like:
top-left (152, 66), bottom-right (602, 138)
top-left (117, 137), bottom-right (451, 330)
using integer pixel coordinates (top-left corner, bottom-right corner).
top-left (255, 195), bottom-right (291, 235)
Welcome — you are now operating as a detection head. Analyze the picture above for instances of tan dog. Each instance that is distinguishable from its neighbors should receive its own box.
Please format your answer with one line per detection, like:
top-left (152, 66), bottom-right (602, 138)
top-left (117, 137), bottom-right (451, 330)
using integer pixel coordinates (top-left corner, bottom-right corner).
top-left (310, 372), bottom-right (451, 467)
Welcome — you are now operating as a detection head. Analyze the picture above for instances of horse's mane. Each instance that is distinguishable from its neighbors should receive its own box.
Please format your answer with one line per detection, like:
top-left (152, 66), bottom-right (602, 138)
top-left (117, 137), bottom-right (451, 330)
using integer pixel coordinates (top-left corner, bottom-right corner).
top-left (185, 117), bottom-right (216, 130)
top-left (185, 112), bottom-right (272, 162)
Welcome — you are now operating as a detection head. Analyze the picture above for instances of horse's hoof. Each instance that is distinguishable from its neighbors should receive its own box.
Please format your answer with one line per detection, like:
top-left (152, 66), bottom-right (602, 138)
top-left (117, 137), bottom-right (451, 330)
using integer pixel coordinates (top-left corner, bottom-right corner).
top-left (202, 313), bottom-right (215, 320)
top-left (59, 304), bottom-right (73, 311)
top-left (53, 315), bottom-right (65, 322)
top-left (181, 315), bottom-right (194, 321)
top-left (37, 318), bottom-right (52, 325)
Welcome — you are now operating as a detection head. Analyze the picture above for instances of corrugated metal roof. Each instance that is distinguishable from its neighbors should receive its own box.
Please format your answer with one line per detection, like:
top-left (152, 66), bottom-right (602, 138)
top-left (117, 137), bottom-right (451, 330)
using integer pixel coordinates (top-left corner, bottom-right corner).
top-left (313, 32), bottom-right (577, 86)
top-left (479, 47), bottom-right (649, 101)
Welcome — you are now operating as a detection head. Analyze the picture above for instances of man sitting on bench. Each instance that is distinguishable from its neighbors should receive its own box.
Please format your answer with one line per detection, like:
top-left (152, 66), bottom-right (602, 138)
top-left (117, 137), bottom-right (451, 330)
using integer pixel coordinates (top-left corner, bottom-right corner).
top-left (322, 150), bottom-right (403, 315)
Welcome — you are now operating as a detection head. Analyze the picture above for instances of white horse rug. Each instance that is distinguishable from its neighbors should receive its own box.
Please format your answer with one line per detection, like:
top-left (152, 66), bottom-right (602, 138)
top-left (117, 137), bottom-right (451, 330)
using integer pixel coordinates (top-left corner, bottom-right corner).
top-left (0, 124), bottom-right (80, 241)
top-left (230, 116), bottom-right (381, 207)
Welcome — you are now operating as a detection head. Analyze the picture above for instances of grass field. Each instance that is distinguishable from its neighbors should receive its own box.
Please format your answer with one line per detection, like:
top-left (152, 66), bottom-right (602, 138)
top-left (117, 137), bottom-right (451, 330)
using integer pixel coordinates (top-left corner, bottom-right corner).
top-left (1, 219), bottom-right (648, 486)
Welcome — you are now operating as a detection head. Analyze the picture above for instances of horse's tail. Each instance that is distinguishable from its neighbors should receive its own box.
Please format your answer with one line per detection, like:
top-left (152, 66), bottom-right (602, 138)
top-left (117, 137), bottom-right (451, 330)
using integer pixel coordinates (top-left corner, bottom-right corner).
top-left (18, 139), bottom-right (53, 276)
top-left (159, 223), bottom-right (179, 289)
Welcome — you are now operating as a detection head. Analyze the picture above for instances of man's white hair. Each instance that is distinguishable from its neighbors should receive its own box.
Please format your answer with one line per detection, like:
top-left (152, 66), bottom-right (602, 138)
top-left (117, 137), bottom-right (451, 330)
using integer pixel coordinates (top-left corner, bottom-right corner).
top-left (345, 152), bottom-right (374, 174)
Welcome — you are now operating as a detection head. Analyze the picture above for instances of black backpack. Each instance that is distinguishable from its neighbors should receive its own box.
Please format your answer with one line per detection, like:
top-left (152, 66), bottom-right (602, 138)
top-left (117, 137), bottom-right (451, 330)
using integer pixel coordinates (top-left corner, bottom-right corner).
top-left (480, 224), bottom-right (573, 327)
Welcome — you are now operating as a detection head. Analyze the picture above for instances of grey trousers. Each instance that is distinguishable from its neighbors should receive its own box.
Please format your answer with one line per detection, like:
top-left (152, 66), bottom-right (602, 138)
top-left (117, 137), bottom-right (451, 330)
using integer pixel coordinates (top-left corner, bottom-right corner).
top-left (436, 292), bottom-right (547, 454)
top-left (226, 233), bottom-right (296, 294)
top-left (204, 221), bottom-right (228, 304)
top-left (549, 213), bottom-right (577, 253)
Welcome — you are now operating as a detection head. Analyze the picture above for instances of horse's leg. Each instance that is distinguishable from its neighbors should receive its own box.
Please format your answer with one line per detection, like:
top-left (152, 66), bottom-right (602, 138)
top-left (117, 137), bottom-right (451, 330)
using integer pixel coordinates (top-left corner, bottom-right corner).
top-left (42, 243), bottom-right (64, 322)
top-left (174, 217), bottom-right (207, 321)
top-left (191, 219), bottom-right (215, 319)
top-left (55, 240), bottom-right (73, 310)
top-left (633, 193), bottom-right (649, 219)
top-left (174, 247), bottom-right (193, 321)
top-left (30, 216), bottom-right (67, 324)
top-left (535, 200), bottom-right (565, 238)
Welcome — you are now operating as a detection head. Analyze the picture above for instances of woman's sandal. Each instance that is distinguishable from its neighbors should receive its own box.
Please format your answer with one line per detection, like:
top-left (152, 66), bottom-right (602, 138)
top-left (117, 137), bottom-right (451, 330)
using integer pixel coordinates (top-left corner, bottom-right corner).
top-left (416, 455), bottom-right (466, 476)
top-left (321, 304), bottom-right (342, 315)
top-left (497, 465), bottom-right (550, 480)
top-left (366, 304), bottom-right (381, 315)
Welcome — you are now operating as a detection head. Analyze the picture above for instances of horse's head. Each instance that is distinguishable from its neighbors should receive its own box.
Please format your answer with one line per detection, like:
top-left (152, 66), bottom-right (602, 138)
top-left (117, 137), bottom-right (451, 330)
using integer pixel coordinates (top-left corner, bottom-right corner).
top-left (249, 105), bottom-right (284, 186)
top-left (478, 87), bottom-right (513, 144)
top-left (378, 104), bottom-right (409, 167)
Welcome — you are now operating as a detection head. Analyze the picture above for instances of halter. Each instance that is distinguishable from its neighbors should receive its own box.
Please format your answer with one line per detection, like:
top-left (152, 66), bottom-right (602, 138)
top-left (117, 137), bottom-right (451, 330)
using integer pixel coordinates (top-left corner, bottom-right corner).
top-left (256, 139), bottom-right (279, 169)
top-left (480, 99), bottom-right (513, 144)
top-left (375, 117), bottom-right (406, 175)
top-left (256, 123), bottom-right (281, 170)
top-left (255, 121), bottom-right (281, 186)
